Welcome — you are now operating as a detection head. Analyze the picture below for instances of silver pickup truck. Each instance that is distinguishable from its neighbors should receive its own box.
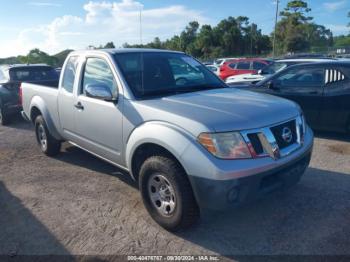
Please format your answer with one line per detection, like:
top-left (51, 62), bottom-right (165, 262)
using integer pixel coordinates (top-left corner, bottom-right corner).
top-left (21, 49), bottom-right (313, 231)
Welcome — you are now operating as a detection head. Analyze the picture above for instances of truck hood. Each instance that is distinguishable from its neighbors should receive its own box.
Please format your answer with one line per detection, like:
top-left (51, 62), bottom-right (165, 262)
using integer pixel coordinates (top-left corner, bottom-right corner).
top-left (131, 88), bottom-right (300, 135)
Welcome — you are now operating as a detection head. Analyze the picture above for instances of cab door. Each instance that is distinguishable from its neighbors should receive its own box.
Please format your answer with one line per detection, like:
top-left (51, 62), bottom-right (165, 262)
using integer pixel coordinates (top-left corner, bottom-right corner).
top-left (73, 55), bottom-right (124, 165)
top-left (263, 66), bottom-right (325, 129)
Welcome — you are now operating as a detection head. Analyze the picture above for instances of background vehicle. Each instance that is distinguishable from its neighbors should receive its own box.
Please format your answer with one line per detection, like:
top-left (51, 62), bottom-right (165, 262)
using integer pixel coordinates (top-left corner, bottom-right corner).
top-left (205, 64), bottom-right (219, 75)
top-left (213, 57), bottom-right (239, 67)
top-left (219, 58), bottom-right (271, 80)
top-left (0, 64), bottom-right (58, 125)
top-left (21, 49), bottom-right (313, 231)
top-left (225, 58), bottom-right (336, 85)
top-left (239, 61), bottom-right (350, 133)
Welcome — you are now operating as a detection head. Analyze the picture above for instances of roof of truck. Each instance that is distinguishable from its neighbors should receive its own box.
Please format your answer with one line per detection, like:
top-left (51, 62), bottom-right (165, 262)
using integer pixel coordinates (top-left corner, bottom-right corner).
top-left (71, 48), bottom-right (185, 56)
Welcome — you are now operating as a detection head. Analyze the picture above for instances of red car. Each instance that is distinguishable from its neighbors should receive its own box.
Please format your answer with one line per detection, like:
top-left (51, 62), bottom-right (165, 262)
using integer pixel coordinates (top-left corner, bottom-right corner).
top-left (219, 58), bottom-right (271, 80)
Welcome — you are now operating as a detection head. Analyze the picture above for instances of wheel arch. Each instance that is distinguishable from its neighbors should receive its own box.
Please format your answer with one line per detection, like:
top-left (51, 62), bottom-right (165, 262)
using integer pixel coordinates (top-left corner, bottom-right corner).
top-left (126, 122), bottom-right (194, 181)
top-left (29, 96), bottom-right (63, 141)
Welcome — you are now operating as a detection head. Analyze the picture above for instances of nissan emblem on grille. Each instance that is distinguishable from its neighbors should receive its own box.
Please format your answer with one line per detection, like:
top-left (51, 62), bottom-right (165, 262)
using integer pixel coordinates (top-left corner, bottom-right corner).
top-left (281, 127), bottom-right (293, 143)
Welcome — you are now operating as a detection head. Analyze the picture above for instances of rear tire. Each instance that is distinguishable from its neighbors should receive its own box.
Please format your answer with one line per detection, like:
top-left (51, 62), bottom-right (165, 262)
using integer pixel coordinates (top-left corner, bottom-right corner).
top-left (0, 108), bottom-right (10, 126)
top-left (35, 115), bottom-right (61, 156)
top-left (139, 156), bottom-right (199, 231)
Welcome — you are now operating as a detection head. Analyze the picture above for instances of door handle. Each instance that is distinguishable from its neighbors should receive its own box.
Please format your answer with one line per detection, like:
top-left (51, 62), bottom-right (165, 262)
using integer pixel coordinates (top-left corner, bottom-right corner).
top-left (308, 91), bottom-right (318, 95)
top-left (74, 102), bottom-right (84, 110)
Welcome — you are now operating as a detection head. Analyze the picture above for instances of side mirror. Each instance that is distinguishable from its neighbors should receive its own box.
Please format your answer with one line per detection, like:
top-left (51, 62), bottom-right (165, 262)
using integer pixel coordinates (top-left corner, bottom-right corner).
top-left (85, 84), bottom-right (117, 102)
top-left (257, 70), bottom-right (262, 75)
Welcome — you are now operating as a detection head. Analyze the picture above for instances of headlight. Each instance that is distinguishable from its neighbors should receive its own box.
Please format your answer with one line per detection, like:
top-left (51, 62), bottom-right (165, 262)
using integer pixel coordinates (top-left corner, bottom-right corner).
top-left (198, 132), bottom-right (252, 159)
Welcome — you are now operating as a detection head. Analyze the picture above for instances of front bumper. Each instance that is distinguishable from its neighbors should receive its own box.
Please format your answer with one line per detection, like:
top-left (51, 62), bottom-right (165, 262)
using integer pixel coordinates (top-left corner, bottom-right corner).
top-left (188, 148), bottom-right (311, 209)
top-left (181, 126), bottom-right (314, 209)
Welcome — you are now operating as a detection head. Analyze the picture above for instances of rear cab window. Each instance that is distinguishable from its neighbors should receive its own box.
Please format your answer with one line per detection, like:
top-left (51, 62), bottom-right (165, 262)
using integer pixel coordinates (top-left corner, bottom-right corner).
top-left (62, 56), bottom-right (79, 93)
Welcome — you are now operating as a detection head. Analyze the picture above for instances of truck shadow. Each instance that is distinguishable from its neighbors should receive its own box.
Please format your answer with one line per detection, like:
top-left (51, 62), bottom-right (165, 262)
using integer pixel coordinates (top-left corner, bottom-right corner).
top-left (176, 167), bottom-right (350, 257)
top-left (3, 114), bottom-right (33, 131)
top-left (57, 144), bottom-right (138, 190)
top-left (53, 144), bottom-right (350, 256)
top-left (314, 130), bottom-right (350, 143)
top-left (0, 181), bottom-right (71, 257)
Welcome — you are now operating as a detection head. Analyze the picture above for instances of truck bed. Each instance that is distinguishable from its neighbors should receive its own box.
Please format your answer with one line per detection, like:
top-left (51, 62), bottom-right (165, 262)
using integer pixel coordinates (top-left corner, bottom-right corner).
top-left (23, 79), bottom-right (59, 88)
top-left (21, 82), bottom-right (60, 129)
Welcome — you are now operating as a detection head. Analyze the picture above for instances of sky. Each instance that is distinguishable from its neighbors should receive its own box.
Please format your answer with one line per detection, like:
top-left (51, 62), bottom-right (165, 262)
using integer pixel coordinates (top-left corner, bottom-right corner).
top-left (0, 0), bottom-right (349, 58)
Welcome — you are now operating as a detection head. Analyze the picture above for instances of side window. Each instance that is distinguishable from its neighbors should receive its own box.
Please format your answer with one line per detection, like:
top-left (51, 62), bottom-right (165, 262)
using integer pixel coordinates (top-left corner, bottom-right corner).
top-left (82, 58), bottom-right (117, 96)
top-left (236, 62), bottom-right (251, 70)
top-left (228, 63), bottom-right (237, 69)
top-left (62, 56), bottom-right (78, 93)
top-left (253, 61), bottom-right (266, 70)
top-left (325, 69), bottom-right (346, 84)
top-left (275, 67), bottom-right (325, 89)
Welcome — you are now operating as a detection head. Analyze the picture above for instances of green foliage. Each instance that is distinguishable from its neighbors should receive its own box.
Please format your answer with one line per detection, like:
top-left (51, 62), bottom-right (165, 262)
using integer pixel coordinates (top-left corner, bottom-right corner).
top-left (0, 49), bottom-right (72, 67)
top-left (274, 0), bottom-right (332, 54)
top-left (19, 49), bottom-right (58, 66)
top-left (125, 17), bottom-right (272, 59)
top-left (53, 49), bottom-right (73, 67)
top-left (0, 56), bottom-right (21, 65)
top-left (334, 35), bottom-right (350, 47)
top-left (88, 41), bottom-right (116, 50)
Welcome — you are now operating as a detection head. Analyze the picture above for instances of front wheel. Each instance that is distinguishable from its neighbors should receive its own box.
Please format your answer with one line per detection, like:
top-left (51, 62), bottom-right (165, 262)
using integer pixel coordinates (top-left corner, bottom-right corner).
top-left (139, 156), bottom-right (199, 231)
top-left (35, 115), bottom-right (61, 156)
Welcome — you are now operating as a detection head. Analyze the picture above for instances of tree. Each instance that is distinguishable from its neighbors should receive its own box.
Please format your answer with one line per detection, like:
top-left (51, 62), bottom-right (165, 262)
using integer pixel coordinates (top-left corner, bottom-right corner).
top-left (103, 42), bottom-right (115, 48)
top-left (18, 49), bottom-right (58, 66)
top-left (274, 0), bottom-right (332, 54)
top-left (124, 17), bottom-right (272, 59)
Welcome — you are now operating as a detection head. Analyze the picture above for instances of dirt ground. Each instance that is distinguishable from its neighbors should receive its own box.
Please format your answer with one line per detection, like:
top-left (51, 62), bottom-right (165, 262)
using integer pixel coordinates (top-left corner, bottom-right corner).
top-left (1, 117), bottom-right (350, 260)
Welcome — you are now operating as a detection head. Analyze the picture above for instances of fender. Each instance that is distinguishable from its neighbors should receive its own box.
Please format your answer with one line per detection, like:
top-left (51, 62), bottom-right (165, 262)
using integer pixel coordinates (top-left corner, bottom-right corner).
top-left (29, 96), bottom-right (63, 141)
top-left (125, 121), bottom-right (196, 177)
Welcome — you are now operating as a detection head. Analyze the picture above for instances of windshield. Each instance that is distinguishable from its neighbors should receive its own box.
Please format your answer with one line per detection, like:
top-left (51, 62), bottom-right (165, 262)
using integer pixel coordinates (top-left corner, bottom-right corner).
top-left (114, 52), bottom-right (226, 98)
top-left (10, 67), bottom-right (58, 82)
top-left (261, 62), bottom-right (288, 75)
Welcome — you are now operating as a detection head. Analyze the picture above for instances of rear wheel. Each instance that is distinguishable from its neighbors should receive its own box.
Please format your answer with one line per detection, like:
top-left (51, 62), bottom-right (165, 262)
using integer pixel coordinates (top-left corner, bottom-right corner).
top-left (35, 115), bottom-right (61, 156)
top-left (139, 156), bottom-right (199, 231)
top-left (0, 108), bottom-right (10, 126)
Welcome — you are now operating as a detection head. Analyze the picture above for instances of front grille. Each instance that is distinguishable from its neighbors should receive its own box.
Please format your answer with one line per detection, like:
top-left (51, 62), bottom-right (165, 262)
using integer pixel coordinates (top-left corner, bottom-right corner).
top-left (247, 133), bottom-right (264, 155)
top-left (241, 117), bottom-right (303, 160)
top-left (270, 120), bottom-right (297, 149)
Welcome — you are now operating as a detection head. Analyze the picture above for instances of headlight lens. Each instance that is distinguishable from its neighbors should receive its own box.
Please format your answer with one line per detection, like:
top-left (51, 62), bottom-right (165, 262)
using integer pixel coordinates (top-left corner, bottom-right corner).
top-left (198, 132), bottom-right (252, 159)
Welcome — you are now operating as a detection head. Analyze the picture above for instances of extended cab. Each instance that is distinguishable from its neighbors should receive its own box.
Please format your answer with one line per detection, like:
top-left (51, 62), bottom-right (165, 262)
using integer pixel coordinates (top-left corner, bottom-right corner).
top-left (21, 49), bottom-right (313, 231)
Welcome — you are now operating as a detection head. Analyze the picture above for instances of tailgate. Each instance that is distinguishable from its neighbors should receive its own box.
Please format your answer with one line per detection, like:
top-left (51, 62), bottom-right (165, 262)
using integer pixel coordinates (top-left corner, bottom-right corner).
top-left (2, 82), bottom-right (20, 105)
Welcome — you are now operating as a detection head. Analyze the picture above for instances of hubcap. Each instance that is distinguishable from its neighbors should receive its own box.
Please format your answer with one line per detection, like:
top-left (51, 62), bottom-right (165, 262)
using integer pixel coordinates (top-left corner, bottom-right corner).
top-left (148, 174), bottom-right (176, 216)
top-left (37, 124), bottom-right (47, 150)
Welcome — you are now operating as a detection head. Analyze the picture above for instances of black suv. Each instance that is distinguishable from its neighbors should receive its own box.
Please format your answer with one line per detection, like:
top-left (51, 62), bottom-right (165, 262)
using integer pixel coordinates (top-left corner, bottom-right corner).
top-left (0, 64), bottom-right (59, 125)
top-left (239, 62), bottom-right (350, 133)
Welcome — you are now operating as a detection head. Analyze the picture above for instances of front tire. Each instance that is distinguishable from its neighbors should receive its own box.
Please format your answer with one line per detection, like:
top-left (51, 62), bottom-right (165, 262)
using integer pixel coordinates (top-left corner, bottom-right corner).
top-left (35, 115), bottom-right (61, 156)
top-left (139, 156), bottom-right (199, 231)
